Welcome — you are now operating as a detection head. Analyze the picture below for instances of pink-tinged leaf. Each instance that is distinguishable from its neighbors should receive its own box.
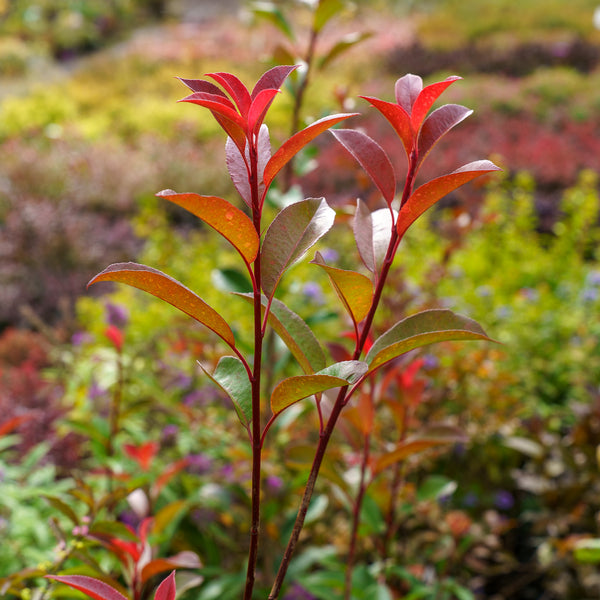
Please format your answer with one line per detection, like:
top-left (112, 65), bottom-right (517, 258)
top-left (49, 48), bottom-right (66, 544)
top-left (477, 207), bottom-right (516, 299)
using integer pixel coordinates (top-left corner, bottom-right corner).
top-left (353, 199), bottom-right (376, 273)
top-left (373, 434), bottom-right (463, 475)
top-left (154, 571), bottom-right (177, 600)
top-left (417, 104), bottom-right (473, 169)
top-left (411, 76), bottom-right (462, 131)
top-left (371, 208), bottom-right (396, 272)
top-left (251, 65), bottom-right (298, 99)
top-left (261, 198), bottom-right (335, 299)
top-left (395, 74), bottom-right (423, 114)
top-left (213, 112), bottom-right (247, 155)
top-left (396, 160), bottom-right (501, 239)
top-left (365, 309), bottom-right (493, 374)
top-left (45, 575), bottom-right (128, 600)
top-left (311, 252), bottom-right (373, 325)
top-left (271, 361), bottom-right (367, 415)
top-left (360, 96), bottom-right (413, 158)
top-left (225, 137), bottom-right (250, 206)
top-left (235, 294), bottom-right (326, 374)
top-left (156, 190), bottom-right (259, 264)
top-left (256, 124), bottom-right (272, 199)
top-left (177, 78), bottom-right (227, 96)
top-left (143, 552), bottom-right (200, 583)
top-left (206, 72), bottom-right (252, 116)
top-left (248, 88), bottom-right (280, 134)
top-left (88, 263), bottom-right (235, 348)
top-left (264, 113), bottom-right (356, 190)
top-left (331, 129), bottom-right (396, 205)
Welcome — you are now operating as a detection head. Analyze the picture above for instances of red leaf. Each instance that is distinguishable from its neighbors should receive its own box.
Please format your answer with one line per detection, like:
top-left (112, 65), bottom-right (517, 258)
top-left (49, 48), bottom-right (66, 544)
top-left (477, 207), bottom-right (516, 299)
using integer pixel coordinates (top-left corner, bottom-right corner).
top-left (251, 65), bottom-right (297, 99)
top-left (264, 113), bottom-right (356, 190)
top-left (88, 263), bottom-right (235, 348)
top-left (396, 160), bottom-right (501, 239)
top-left (248, 88), bottom-right (280, 135)
top-left (45, 575), bottom-right (129, 600)
top-left (104, 325), bottom-right (123, 352)
top-left (177, 78), bottom-right (227, 96)
top-left (394, 73), bottom-right (423, 115)
top-left (154, 571), bottom-right (176, 600)
top-left (123, 441), bottom-right (159, 471)
top-left (178, 92), bottom-right (246, 131)
top-left (206, 72), bottom-right (251, 116)
top-left (0, 414), bottom-right (32, 437)
top-left (331, 129), bottom-right (396, 205)
top-left (410, 76), bottom-right (461, 131)
top-left (360, 96), bottom-right (413, 159)
top-left (417, 104), bottom-right (472, 169)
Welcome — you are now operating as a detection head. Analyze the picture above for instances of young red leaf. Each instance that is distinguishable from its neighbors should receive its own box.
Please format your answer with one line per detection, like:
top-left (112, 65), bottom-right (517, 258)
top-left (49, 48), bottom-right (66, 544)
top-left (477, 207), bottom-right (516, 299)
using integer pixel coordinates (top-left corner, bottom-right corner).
top-left (248, 88), bottom-right (280, 135)
top-left (87, 263), bottom-right (235, 348)
top-left (417, 104), bottom-right (473, 169)
top-left (45, 575), bottom-right (128, 600)
top-left (331, 129), bottom-right (396, 205)
top-left (410, 76), bottom-right (462, 131)
top-left (271, 361), bottom-right (367, 416)
top-left (177, 78), bottom-right (227, 96)
top-left (394, 73), bottom-right (423, 115)
top-left (261, 198), bottom-right (335, 299)
top-left (156, 190), bottom-right (259, 264)
top-left (365, 309), bottom-right (493, 374)
top-left (178, 92), bottom-right (247, 131)
top-left (359, 96), bottom-right (413, 158)
top-left (264, 113), bottom-right (357, 190)
top-left (206, 72), bottom-right (252, 116)
top-left (0, 415), bottom-right (31, 437)
top-left (396, 160), bottom-right (501, 239)
top-left (235, 294), bottom-right (326, 374)
top-left (123, 441), bottom-right (159, 471)
top-left (153, 571), bottom-right (177, 600)
top-left (251, 65), bottom-right (298, 100)
top-left (213, 112), bottom-right (247, 155)
top-left (311, 252), bottom-right (373, 326)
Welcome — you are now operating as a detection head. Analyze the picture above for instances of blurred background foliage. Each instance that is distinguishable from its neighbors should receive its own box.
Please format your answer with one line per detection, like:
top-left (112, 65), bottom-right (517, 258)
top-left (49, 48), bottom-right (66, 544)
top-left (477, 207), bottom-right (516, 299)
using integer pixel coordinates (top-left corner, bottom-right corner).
top-left (2, 1), bottom-right (600, 599)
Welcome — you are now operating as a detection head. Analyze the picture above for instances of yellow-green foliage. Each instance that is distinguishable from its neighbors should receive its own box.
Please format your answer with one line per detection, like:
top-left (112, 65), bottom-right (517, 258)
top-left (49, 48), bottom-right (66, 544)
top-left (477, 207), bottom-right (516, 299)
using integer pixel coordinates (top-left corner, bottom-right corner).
top-left (416, 0), bottom-right (600, 49)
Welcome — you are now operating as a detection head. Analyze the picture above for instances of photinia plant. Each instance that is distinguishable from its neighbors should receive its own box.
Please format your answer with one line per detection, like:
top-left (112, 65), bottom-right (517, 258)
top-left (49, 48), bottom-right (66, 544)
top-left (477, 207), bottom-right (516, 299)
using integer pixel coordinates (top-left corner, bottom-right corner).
top-left (78, 67), bottom-right (500, 599)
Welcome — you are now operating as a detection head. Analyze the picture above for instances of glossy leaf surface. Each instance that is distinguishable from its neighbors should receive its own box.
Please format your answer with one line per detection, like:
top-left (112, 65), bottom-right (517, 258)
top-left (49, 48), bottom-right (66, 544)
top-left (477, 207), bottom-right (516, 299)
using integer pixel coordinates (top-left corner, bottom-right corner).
top-left (417, 104), bottom-right (473, 169)
top-left (311, 252), bottom-right (373, 325)
top-left (261, 198), bottom-right (335, 298)
top-left (395, 73), bottom-right (422, 115)
top-left (45, 576), bottom-right (128, 600)
top-left (264, 113), bottom-right (355, 189)
top-left (396, 160), bottom-right (501, 239)
top-left (203, 356), bottom-right (252, 427)
top-left (410, 76), bottom-right (461, 130)
top-left (88, 263), bottom-right (235, 348)
top-left (353, 199), bottom-right (376, 273)
top-left (251, 65), bottom-right (297, 100)
top-left (331, 129), bottom-right (396, 205)
top-left (361, 95), bottom-right (413, 158)
top-left (207, 72), bottom-right (251, 116)
top-left (366, 309), bottom-right (492, 373)
top-left (271, 361), bottom-right (368, 415)
top-left (156, 190), bottom-right (259, 263)
top-left (236, 294), bottom-right (326, 373)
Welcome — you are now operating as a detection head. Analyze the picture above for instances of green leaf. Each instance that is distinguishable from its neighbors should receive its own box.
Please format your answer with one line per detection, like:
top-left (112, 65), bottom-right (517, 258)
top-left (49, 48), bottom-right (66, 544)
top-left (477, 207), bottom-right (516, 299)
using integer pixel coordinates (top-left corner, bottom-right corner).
top-left (235, 294), bottom-right (326, 373)
top-left (313, 0), bottom-right (346, 32)
top-left (202, 356), bottom-right (252, 427)
top-left (417, 475), bottom-right (456, 502)
top-left (311, 252), bottom-right (373, 325)
top-left (365, 309), bottom-right (492, 373)
top-left (156, 191), bottom-right (259, 264)
top-left (250, 1), bottom-right (295, 40)
top-left (318, 32), bottom-right (373, 70)
top-left (42, 495), bottom-right (79, 525)
top-left (397, 160), bottom-right (501, 239)
top-left (88, 263), bottom-right (235, 349)
top-left (271, 360), bottom-right (367, 415)
top-left (261, 198), bottom-right (335, 298)
top-left (574, 539), bottom-right (600, 564)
